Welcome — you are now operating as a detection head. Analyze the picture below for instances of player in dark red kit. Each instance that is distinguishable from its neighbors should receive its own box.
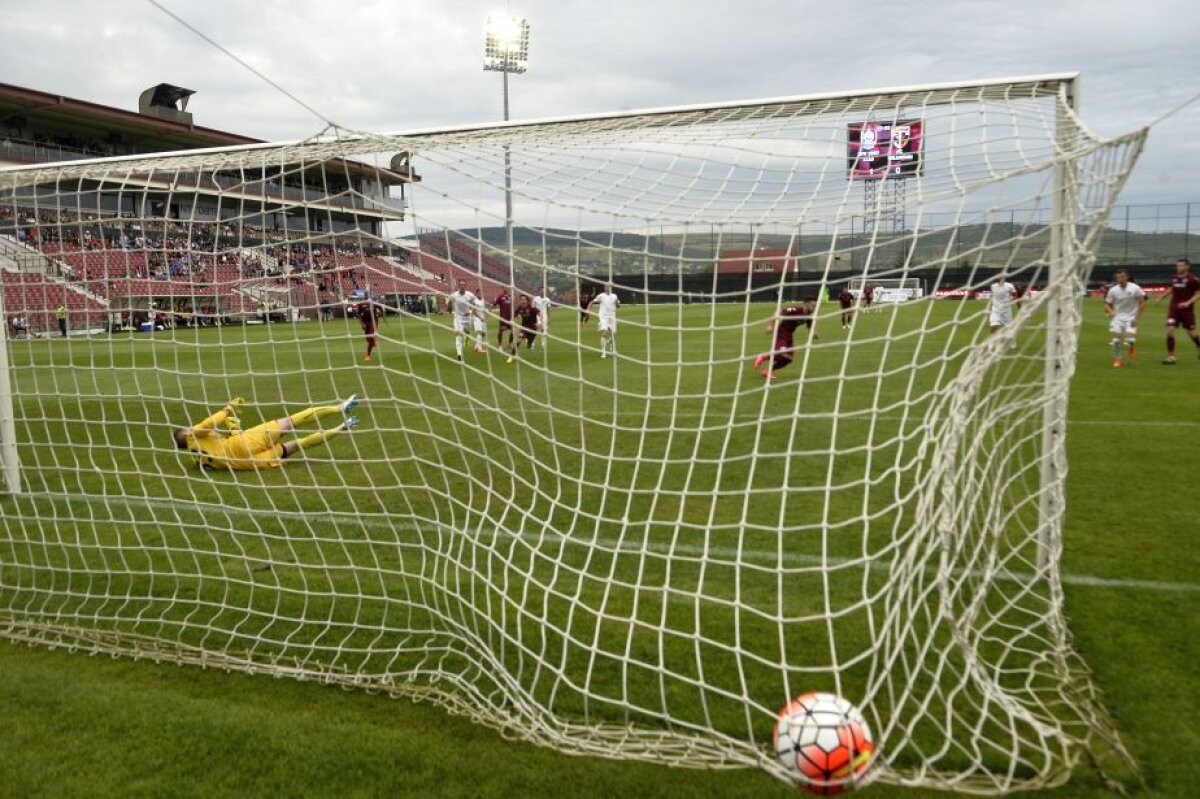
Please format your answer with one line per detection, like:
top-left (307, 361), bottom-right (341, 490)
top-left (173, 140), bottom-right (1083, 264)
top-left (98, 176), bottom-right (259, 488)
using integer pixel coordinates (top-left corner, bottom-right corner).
top-left (492, 288), bottom-right (514, 351)
top-left (357, 300), bottom-right (379, 362)
top-left (861, 284), bottom-right (874, 313)
top-left (1158, 257), bottom-right (1200, 364)
top-left (838, 286), bottom-right (855, 328)
top-left (509, 295), bottom-right (541, 362)
top-left (752, 299), bottom-right (819, 379)
top-left (579, 288), bottom-right (593, 327)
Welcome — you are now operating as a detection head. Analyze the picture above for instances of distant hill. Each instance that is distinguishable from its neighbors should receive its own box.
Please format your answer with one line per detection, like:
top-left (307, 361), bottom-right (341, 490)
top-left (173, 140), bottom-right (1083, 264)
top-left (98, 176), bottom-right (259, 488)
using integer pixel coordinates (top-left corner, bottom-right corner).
top-left (471, 224), bottom-right (1199, 274)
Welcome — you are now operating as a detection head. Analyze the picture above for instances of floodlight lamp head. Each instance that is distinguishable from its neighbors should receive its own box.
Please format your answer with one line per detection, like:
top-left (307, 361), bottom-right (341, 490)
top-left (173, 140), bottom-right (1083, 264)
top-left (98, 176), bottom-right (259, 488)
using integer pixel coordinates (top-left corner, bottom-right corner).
top-left (483, 13), bottom-right (530, 74)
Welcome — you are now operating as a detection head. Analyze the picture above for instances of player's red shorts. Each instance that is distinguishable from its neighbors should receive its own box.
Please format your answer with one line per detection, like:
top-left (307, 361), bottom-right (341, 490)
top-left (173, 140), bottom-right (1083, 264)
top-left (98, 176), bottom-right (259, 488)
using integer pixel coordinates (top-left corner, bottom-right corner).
top-left (1167, 305), bottom-right (1196, 331)
top-left (771, 337), bottom-right (795, 366)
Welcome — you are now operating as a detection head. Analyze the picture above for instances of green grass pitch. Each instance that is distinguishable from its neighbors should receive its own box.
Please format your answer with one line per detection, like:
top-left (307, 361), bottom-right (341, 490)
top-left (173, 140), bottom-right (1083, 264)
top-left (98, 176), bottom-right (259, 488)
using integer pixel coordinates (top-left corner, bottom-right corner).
top-left (0, 298), bottom-right (1197, 797)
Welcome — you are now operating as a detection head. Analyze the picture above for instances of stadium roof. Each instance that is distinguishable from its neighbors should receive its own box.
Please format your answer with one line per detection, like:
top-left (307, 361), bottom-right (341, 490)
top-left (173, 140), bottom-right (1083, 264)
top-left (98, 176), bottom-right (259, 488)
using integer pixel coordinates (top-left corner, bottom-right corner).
top-left (0, 82), bottom-right (417, 185)
top-left (0, 81), bottom-right (260, 151)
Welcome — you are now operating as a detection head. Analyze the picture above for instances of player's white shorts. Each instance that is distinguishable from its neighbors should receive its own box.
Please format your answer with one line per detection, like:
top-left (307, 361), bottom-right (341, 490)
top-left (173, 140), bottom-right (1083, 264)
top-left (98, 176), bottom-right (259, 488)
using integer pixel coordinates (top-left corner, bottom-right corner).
top-left (472, 317), bottom-right (486, 334)
top-left (989, 309), bottom-right (1012, 327)
top-left (1109, 314), bottom-right (1138, 336)
top-left (598, 315), bottom-right (616, 333)
top-left (453, 316), bottom-right (471, 335)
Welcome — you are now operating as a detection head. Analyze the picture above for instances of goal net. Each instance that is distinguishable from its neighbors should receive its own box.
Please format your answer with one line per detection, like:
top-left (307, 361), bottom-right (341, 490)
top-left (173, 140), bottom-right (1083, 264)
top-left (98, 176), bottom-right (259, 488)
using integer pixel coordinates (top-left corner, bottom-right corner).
top-left (0, 74), bottom-right (1146, 793)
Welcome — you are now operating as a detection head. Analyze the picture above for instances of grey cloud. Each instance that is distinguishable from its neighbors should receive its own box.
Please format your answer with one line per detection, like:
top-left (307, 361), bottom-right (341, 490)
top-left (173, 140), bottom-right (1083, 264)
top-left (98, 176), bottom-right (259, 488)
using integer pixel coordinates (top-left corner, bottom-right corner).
top-left (0, 0), bottom-right (1196, 206)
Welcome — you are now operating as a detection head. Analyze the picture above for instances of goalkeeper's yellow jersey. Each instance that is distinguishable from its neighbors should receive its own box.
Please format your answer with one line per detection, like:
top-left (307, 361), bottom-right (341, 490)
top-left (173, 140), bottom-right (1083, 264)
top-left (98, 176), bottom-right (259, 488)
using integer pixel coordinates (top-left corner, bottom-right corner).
top-left (184, 407), bottom-right (284, 470)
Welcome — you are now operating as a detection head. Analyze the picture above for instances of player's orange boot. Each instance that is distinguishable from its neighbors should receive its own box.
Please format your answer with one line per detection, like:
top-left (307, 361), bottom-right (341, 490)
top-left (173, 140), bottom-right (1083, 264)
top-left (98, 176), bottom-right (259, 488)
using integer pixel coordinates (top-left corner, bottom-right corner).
top-left (761, 369), bottom-right (776, 380)
top-left (753, 354), bottom-right (768, 369)
top-left (1127, 345), bottom-right (1136, 360)
top-left (364, 354), bottom-right (372, 362)
top-left (1112, 358), bottom-right (1123, 368)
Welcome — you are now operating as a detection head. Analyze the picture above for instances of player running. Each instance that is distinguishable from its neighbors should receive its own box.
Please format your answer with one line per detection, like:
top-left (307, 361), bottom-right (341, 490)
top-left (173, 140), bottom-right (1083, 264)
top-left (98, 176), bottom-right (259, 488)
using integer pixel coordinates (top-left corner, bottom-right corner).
top-left (1158, 257), bottom-right (1200, 365)
top-left (173, 395), bottom-right (359, 470)
top-left (753, 299), bottom-right (819, 380)
top-left (448, 280), bottom-right (482, 361)
top-left (509, 294), bottom-right (541, 362)
top-left (357, 299), bottom-right (380, 362)
top-left (492, 287), bottom-right (514, 351)
top-left (838, 285), bottom-right (855, 329)
top-left (1104, 268), bottom-right (1146, 368)
top-left (532, 289), bottom-right (551, 349)
top-left (579, 287), bottom-right (594, 327)
top-left (588, 283), bottom-right (620, 358)
top-left (988, 274), bottom-right (1019, 335)
top-left (861, 284), bottom-right (874, 313)
top-left (472, 287), bottom-right (488, 353)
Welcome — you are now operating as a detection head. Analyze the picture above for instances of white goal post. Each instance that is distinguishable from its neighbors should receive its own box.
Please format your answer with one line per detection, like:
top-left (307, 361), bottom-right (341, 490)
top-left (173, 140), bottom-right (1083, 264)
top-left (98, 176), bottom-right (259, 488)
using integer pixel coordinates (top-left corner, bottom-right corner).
top-left (0, 74), bottom-right (1147, 793)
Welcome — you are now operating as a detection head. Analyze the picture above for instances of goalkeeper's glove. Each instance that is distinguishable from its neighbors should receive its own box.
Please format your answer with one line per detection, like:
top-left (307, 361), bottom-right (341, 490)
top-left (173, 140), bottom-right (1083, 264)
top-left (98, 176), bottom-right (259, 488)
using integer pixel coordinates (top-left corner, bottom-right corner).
top-left (223, 396), bottom-right (245, 431)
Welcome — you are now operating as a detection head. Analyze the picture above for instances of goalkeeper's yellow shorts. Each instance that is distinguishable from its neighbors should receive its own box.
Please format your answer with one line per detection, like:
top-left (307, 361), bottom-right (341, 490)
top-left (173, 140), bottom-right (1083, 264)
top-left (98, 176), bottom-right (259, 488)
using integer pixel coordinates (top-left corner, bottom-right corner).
top-left (222, 421), bottom-right (285, 470)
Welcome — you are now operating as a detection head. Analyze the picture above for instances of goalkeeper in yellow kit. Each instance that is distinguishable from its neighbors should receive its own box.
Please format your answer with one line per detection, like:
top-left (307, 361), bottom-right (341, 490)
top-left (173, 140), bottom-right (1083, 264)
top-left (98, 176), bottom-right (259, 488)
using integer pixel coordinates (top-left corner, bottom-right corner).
top-left (173, 395), bottom-right (360, 470)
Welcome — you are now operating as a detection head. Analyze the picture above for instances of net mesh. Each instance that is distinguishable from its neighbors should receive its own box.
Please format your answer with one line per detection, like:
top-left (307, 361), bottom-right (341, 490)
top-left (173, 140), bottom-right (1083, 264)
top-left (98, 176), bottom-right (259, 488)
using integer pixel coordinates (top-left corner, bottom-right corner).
top-left (0, 76), bottom-right (1145, 793)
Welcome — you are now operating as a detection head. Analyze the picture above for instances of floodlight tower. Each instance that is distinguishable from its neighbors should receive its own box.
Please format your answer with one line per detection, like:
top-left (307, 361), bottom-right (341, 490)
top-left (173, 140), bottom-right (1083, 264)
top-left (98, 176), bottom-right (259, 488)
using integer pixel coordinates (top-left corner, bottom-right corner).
top-left (483, 13), bottom-right (530, 282)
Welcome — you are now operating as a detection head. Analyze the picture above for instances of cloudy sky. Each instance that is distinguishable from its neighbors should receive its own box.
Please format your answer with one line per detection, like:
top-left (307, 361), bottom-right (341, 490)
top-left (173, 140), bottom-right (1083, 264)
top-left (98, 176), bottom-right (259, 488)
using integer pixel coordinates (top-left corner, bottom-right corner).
top-left (2, 0), bottom-right (1198, 211)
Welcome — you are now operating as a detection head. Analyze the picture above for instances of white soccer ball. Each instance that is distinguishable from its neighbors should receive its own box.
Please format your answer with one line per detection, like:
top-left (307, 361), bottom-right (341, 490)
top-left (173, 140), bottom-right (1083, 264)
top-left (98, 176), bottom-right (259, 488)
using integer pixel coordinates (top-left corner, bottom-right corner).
top-left (773, 691), bottom-right (875, 794)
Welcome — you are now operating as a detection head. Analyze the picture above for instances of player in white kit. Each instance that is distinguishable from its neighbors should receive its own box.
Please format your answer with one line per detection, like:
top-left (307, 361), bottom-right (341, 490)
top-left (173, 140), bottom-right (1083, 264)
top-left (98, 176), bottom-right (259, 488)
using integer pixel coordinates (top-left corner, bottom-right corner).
top-left (588, 283), bottom-right (620, 358)
top-left (988, 276), bottom-right (1019, 334)
top-left (1104, 268), bottom-right (1146, 368)
top-left (448, 279), bottom-right (481, 361)
top-left (471, 288), bottom-right (488, 354)
top-left (532, 291), bottom-right (552, 350)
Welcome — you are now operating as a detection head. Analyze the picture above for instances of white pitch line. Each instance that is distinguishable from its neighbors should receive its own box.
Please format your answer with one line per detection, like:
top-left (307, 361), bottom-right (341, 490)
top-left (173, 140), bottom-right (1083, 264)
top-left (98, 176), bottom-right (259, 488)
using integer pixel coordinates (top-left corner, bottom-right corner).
top-left (19, 492), bottom-right (1200, 595)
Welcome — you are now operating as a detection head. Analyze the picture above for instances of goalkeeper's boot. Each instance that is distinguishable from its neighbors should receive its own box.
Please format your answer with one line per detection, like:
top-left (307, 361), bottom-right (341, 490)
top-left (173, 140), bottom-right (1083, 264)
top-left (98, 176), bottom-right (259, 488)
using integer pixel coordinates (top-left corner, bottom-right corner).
top-left (343, 416), bottom-right (360, 431)
top-left (342, 394), bottom-right (360, 415)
